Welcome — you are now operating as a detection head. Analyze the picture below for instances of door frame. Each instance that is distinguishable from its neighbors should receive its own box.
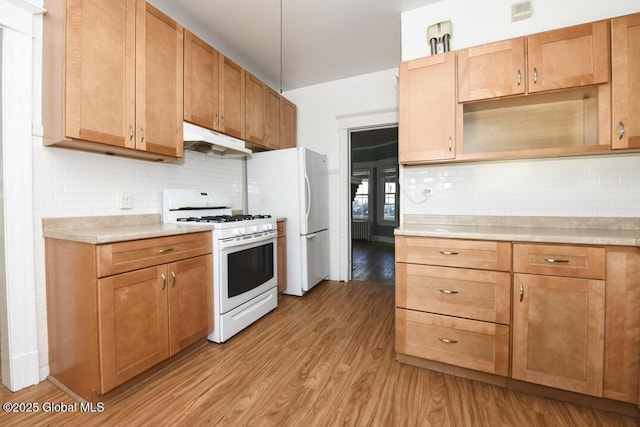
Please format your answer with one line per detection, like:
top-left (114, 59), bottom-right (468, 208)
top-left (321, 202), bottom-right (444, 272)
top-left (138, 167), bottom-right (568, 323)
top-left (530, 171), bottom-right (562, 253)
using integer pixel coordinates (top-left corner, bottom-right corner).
top-left (337, 108), bottom-right (398, 282)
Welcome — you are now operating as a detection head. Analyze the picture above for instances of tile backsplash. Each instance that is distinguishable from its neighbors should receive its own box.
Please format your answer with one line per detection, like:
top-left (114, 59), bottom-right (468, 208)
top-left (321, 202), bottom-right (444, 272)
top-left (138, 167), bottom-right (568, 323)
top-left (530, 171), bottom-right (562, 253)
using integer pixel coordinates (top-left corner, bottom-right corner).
top-left (400, 154), bottom-right (640, 219)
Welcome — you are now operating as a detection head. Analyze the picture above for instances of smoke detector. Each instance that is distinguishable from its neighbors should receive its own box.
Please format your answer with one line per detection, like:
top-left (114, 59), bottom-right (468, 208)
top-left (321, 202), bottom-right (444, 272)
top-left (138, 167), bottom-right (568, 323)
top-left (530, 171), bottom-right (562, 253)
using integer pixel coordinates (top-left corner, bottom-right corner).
top-left (511, 0), bottom-right (532, 22)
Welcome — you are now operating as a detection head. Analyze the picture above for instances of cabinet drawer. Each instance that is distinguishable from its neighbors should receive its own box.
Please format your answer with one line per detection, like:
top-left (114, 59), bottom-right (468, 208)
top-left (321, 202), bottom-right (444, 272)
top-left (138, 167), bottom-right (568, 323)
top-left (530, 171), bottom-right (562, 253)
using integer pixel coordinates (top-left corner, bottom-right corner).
top-left (277, 221), bottom-right (286, 237)
top-left (396, 237), bottom-right (511, 271)
top-left (97, 232), bottom-right (212, 277)
top-left (513, 243), bottom-right (605, 279)
top-left (396, 309), bottom-right (510, 376)
top-left (396, 263), bottom-right (511, 324)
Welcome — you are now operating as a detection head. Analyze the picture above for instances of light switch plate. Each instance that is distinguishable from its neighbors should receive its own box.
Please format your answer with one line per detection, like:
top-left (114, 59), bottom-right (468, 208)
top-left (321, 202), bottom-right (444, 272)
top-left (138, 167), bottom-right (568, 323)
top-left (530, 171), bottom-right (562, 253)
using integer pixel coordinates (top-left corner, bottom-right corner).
top-left (119, 192), bottom-right (133, 209)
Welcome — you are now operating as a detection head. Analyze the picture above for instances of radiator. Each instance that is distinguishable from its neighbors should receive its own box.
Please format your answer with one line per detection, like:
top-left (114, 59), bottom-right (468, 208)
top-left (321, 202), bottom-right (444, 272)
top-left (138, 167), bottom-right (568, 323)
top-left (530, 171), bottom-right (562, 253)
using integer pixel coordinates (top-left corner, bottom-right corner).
top-left (352, 220), bottom-right (371, 241)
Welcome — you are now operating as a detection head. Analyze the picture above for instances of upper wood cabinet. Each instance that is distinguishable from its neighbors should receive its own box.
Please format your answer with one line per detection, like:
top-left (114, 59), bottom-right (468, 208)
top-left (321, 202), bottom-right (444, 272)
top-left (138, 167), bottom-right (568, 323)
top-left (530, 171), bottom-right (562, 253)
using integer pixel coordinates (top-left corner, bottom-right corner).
top-left (183, 30), bottom-right (246, 141)
top-left (245, 74), bottom-right (283, 149)
top-left (265, 87), bottom-right (282, 149)
top-left (140, 2), bottom-right (184, 158)
top-left (611, 13), bottom-right (640, 150)
top-left (458, 21), bottom-right (609, 103)
top-left (219, 55), bottom-right (246, 139)
top-left (43, 0), bottom-right (183, 161)
top-left (184, 30), bottom-right (219, 130)
top-left (399, 52), bottom-right (460, 164)
top-left (458, 38), bottom-right (526, 102)
top-left (527, 20), bottom-right (610, 94)
top-left (280, 97), bottom-right (297, 149)
top-left (245, 72), bottom-right (266, 145)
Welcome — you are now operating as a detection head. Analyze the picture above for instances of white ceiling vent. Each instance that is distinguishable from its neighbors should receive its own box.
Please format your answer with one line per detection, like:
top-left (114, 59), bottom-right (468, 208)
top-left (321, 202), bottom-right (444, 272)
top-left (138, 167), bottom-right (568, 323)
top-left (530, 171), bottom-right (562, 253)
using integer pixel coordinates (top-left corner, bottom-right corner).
top-left (511, 0), bottom-right (532, 22)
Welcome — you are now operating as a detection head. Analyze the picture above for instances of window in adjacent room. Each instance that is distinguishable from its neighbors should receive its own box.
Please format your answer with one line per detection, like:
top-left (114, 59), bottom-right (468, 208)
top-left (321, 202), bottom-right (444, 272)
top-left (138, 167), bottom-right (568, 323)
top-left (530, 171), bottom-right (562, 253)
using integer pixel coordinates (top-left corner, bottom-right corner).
top-left (352, 169), bottom-right (370, 220)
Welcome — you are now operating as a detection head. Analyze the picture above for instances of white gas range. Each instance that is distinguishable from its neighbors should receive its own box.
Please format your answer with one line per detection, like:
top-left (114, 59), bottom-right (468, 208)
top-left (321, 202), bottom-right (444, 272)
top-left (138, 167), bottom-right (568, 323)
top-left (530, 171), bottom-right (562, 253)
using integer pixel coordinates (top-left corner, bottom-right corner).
top-left (162, 189), bottom-right (278, 343)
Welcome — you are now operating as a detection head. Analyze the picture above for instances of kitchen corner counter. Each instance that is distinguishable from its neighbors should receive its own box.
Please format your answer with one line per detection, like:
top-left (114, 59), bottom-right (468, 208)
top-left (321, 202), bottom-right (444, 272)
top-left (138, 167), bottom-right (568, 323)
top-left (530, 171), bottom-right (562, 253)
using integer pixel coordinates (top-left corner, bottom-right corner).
top-left (395, 215), bottom-right (640, 247)
top-left (42, 214), bottom-right (214, 244)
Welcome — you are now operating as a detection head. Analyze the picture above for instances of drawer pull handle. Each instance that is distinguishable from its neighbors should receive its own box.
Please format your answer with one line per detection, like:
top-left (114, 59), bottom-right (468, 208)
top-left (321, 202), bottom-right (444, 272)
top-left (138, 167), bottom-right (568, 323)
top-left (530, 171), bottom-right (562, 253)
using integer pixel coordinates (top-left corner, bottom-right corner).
top-left (519, 283), bottom-right (524, 302)
top-left (438, 337), bottom-right (458, 344)
top-left (171, 271), bottom-right (176, 287)
top-left (439, 289), bottom-right (459, 295)
top-left (439, 251), bottom-right (459, 256)
top-left (161, 273), bottom-right (166, 290)
top-left (158, 248), bottom-right (174, 254)
top-left (544, 258), bottom-right (569, 263)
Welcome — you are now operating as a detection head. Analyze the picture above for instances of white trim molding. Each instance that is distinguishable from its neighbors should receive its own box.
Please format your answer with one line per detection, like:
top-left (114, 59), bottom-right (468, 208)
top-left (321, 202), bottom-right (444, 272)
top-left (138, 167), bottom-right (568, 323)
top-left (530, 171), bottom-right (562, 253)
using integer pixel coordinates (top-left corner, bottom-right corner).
top-left (0, 0), bottom-right (43, 391)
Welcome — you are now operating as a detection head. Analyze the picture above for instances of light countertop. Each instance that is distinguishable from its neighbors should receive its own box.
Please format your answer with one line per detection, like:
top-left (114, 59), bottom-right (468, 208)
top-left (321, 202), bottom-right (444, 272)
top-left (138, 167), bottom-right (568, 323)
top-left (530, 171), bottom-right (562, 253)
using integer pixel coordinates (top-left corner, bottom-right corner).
top-left (395, 215), bottom-right (640, 247)
top-left (42, 214), bottom-right (213, 244)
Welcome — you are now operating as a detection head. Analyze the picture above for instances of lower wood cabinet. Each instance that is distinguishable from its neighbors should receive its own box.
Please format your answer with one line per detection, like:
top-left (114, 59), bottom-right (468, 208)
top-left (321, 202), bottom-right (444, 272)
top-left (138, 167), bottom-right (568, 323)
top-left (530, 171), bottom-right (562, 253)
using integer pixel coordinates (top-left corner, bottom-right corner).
top-left (277, 220), bottom-right (287, 293)
top-left (512, 273), bottom-right (605, 396)
top-left (46, 232), bottom-right (212, 401)
top-left (396, 236), bottom-right (640, 409)
top-left (396, 308), bottom-right (510, 376)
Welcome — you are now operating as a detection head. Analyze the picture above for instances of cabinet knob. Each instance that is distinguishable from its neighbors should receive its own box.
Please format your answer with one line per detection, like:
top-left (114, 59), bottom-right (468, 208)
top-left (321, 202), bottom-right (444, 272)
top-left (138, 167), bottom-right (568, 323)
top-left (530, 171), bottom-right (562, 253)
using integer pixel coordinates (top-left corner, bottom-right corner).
top-left (158, 248), bottom-right (174, 254)
top-left (171, 271), bottom-right (176, 288)
top-left (533, 67), bottom-right (538, 84)
top-left (519, 283), bottom-right (524, 302)
top-left (140, 127), bottom-right (145, 143)
top-left (448, 137), bottom-right (452, 152)
top-left (438, 337), bottom-right (458, 344)
top-left (161, 273), bottom-right (166, 290)
top-left (129, 125), bottom-right (134, 141)
top-left (439, 289), bottom-right (459, 295)
top-left (619, 121), bottom-right (625, 140)
top-left (517, 69), bottom-right (522, 86)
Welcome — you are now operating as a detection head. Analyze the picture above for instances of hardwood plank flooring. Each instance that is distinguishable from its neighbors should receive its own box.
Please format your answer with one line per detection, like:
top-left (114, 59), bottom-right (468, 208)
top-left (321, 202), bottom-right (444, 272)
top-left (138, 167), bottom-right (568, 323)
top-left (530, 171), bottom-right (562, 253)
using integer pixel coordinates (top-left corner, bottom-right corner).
top-left (352, 241), bottom-right (395, 286)
top-left (1, 281), bottom-right (638, 426)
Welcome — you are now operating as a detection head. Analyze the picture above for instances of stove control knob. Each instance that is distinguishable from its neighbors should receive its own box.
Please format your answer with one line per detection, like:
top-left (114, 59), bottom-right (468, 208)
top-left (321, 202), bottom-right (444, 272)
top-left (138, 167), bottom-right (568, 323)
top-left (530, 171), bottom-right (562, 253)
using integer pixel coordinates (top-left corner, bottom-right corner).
top-left (251, 225), bottom-right (258, 233)
top-left (233, 228), bottom-right (240, 236)
top-left (266, 224), bottom-right (273, 230)
top-left (239, 227), bottom-right (246, 235)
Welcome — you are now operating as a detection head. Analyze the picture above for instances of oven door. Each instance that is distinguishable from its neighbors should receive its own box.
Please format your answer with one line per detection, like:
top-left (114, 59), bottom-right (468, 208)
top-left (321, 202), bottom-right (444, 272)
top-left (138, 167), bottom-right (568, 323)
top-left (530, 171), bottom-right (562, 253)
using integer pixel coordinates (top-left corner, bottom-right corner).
top-left (218, 231), bottom-right (277, 314)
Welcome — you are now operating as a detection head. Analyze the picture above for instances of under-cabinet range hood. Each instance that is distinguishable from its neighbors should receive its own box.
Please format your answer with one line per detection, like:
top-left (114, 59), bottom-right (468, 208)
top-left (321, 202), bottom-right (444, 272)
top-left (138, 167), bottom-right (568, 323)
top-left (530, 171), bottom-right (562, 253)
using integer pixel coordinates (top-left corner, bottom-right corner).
top-left (183, 122), bottom-right (251, 156)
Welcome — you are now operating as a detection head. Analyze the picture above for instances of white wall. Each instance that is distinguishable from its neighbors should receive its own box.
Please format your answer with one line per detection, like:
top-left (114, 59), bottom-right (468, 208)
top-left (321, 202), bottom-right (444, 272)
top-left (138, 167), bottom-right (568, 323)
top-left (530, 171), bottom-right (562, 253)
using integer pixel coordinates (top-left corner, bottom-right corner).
top-left (284, 69), bottom-right (399, 280)
top-left (401, 0), bottom-right (640, 61)
top-left (399, 0), bottom-right (640, 219)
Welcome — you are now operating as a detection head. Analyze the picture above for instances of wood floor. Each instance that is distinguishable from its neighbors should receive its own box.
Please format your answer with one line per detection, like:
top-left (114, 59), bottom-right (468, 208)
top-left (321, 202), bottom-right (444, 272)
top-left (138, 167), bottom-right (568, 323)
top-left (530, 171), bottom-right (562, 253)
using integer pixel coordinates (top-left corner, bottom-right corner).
top-left (1, 281), bottom-right (638, 426)
top-left (352, 240), bottom-right (395, 286)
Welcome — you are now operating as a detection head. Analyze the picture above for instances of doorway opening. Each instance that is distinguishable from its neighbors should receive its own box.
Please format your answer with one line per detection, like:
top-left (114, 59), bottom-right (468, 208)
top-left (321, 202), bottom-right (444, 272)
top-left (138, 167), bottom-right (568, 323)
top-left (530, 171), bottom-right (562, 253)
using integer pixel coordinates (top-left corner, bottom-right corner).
top-left (350, 126), bottom-right (398, 286)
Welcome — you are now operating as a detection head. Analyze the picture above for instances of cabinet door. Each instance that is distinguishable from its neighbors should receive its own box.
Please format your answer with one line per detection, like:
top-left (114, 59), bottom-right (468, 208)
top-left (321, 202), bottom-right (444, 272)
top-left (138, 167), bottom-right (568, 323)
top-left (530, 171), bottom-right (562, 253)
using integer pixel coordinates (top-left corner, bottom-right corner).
top-left (184, 30), bottom-right (219, 130)
top-left (458, 38), bottom-right (525, 102)
top-left (399, 52), bottom-right (457, 163)
top-left (168, 255), bottom-right (213, 355)
top-left (265, 88), bottom-right (282, 149)
top-left (277, 221), bottom-right (287, 293)
top-left (527, 21), bottom-right (609, 93)
top-left (98, 265), bottom-right (169, 393)
top-left (611, 13), bottom-right (640, 150)
top-left (512, 273), bottom-right (605, 396)
top-left (136, 1), bottom-right (184, 158)
top-left (603, 247), bottom-right (640, 403)
top-left (219, 55), bottom-right (246, 139)
top-left (245, 72), bottom-right (266, 145)
top-left (65, 0), bottom-right (136, 149)
top-left (280, 98), bottom-right (297, 149)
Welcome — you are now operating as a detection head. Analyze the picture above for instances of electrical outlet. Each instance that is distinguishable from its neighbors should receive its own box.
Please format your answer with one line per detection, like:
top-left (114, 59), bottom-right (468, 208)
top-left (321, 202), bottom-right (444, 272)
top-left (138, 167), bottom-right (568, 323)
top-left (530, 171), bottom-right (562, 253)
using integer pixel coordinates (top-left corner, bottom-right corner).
top-left (423, 188), bottom-right (432, 196)
top-left (119, 192), bottom-right (133, 209)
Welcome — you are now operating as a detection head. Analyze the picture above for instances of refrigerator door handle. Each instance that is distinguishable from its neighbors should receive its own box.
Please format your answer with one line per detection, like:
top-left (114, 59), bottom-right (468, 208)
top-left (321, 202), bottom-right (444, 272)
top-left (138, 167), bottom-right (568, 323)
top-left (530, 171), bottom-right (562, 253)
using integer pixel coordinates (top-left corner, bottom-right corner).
top-left (306, 233), bottom-right (317, 239)
top-left (305, 173), bottom-right (311, 219)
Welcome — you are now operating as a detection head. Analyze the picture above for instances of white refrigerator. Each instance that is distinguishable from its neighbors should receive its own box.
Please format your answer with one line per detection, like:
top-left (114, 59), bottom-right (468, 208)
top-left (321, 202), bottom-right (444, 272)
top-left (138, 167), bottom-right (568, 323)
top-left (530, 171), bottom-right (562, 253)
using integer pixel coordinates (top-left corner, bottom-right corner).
top-left (247, 147), bottom-right (329, 296)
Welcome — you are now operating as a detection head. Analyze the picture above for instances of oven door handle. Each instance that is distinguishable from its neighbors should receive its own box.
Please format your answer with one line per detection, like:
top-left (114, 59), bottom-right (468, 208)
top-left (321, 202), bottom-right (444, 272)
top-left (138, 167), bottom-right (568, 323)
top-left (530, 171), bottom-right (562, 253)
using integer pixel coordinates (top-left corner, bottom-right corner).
top-left (219, 231), bottom-right (277, 249)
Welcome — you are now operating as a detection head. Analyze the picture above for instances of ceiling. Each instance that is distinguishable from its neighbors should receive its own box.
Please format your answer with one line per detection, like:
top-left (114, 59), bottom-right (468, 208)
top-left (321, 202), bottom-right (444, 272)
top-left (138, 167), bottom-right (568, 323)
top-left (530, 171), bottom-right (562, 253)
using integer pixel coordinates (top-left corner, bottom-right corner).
top-left (149, 0), bottom-right (442, 91)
